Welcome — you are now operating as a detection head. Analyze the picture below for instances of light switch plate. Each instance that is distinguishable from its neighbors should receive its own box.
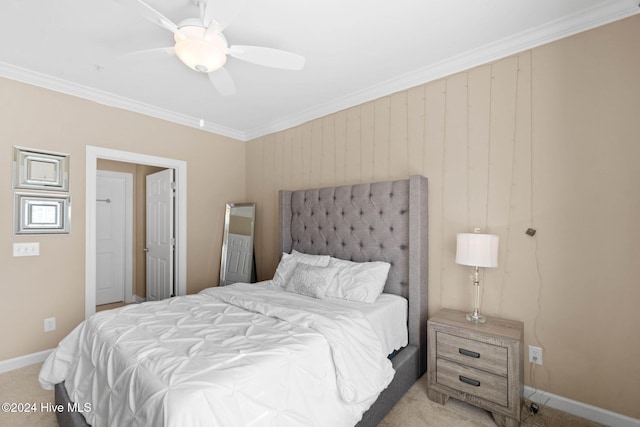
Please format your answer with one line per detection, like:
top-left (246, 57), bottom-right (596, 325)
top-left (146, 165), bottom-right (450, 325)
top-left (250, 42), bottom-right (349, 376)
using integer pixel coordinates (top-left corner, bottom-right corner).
top-left (13, 242), bottom-right (40, 256)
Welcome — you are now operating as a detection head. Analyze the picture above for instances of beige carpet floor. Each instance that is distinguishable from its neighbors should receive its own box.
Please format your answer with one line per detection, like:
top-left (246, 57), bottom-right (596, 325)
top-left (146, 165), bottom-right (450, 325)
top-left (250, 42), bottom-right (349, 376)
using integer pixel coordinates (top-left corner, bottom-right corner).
top-left (0, 363), bottom-right (57, 427)
top-left (0, 363), bottom-right (602, 426)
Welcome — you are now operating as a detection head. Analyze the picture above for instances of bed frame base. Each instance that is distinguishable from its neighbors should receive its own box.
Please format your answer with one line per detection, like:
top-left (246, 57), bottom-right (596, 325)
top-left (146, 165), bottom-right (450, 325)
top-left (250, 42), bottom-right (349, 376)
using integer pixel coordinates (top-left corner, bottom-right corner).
top-left (356, 345), bottom-right (420, 427)
top-left (55, 382), bottom-right (89, 427)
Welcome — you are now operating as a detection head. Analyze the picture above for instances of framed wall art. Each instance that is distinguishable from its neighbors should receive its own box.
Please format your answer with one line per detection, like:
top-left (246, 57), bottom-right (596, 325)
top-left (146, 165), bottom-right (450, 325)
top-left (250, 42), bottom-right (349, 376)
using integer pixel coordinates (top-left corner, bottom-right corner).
top-left (14, 193), bottom-right (71, 235)
top-left (13, 146), bottom-right (70, 192)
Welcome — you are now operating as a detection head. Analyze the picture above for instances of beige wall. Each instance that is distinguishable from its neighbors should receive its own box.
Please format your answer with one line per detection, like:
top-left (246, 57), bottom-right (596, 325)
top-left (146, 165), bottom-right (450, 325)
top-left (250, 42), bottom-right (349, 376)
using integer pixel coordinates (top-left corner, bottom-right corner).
top-left (1, 78), bottom-right (246, 360)
top-left (246, 16), bottom-right (640, 419)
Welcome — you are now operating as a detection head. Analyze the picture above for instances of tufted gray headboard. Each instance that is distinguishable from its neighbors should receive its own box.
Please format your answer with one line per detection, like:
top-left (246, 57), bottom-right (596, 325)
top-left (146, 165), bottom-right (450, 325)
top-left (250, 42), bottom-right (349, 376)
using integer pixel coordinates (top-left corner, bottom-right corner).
top-left (279, 175), bottom-right (428, 378)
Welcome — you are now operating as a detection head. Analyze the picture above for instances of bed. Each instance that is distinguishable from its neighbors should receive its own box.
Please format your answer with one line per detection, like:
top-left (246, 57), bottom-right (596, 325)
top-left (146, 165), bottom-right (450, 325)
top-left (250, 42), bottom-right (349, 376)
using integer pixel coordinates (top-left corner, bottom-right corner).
top-left (40, 175), bottom-right (428, 427)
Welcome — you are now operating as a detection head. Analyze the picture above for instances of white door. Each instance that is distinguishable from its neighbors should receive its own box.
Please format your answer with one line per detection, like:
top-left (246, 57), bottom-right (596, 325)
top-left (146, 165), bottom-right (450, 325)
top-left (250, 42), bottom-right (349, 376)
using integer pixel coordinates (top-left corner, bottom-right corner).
top-left (146, 169), bottom-right (174, 301)
top-left (223, 233), bottom-right (253, 285)
top-left (96, 171), bottom-right (132, 305)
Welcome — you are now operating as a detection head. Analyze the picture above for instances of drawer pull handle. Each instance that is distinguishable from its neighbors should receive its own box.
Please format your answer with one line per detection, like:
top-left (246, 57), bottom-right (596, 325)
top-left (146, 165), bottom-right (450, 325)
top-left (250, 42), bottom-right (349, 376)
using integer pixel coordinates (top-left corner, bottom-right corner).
top-left (459, 348), bottom-right (480, 358)
top-left (459, 375), bottom-right (481, 387)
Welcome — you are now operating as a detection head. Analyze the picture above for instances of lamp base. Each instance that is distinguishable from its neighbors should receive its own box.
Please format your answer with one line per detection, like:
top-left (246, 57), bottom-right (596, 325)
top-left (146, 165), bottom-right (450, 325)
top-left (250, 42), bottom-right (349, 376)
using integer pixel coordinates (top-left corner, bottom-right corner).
top-left (466, 312), bottom-right (486, 323)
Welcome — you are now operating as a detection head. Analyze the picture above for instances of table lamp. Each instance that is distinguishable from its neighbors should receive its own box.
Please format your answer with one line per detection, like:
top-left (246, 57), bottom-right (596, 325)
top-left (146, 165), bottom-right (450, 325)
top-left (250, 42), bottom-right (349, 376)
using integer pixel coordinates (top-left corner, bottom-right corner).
top-left (455, 228), bottom-right (499, 323)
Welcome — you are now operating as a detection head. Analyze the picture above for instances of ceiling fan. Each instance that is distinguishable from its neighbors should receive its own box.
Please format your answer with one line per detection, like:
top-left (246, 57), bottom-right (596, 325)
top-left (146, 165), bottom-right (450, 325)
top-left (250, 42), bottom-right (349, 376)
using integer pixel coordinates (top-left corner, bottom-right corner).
top-left (115, 0), bottom-right (305, 96)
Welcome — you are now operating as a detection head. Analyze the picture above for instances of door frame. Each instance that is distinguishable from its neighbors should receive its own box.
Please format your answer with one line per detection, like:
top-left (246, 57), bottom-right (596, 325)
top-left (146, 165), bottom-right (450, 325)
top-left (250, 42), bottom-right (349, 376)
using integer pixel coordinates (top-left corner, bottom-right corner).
top-left (86, 146), bottom-right (187, 320)
top-left (96, 170), bottom-right (133, 305)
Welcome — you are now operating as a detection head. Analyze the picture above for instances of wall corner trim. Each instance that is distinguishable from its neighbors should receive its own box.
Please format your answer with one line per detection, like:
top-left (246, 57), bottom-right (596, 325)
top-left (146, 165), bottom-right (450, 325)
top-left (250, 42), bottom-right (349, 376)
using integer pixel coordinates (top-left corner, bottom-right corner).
top-left (525, 386), bottom-right (640, 427)
top-left (0, 349), bottom-right (53, 374)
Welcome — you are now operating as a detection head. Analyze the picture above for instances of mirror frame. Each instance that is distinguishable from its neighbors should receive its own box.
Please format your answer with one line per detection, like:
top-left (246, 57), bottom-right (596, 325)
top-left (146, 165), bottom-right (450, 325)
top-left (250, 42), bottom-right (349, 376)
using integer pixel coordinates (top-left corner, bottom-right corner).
top-left (14, 192), bottom-right (71, 234)
top-left (220, 203), bottom-right (256, 286)
top-left (14, 146), bottom-right (69, 192)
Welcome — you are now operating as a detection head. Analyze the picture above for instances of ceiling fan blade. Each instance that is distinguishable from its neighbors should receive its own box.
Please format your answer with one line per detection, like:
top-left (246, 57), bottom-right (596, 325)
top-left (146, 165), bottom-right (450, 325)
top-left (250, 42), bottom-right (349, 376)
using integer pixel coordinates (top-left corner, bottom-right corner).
top-left (208, 67), bottom-right (236, 96)
top-left (228, 45), bottom-right (305, 70)
top-left (203, 0), bottom-right (246, 30)
top-left (113, 0), bottom-right (180, 34)
top-left (121, 47), bottom-right (175, 61)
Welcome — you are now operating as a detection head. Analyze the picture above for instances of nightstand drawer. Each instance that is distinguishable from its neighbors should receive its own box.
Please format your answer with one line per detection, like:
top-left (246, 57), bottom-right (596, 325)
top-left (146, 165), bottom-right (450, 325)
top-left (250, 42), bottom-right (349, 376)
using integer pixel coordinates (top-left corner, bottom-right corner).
top-left (436, 358), bottom-right (508, 407)
top-left (436, 332), bottom-right (508, 376)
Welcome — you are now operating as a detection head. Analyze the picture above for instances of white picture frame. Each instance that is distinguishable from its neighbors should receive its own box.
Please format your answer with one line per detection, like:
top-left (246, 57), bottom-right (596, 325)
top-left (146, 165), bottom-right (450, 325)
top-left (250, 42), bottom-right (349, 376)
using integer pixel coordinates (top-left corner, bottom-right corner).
top-left (13, 146), bottom-right (69, 192)
top-left (14, 193), bottom-right (71, 235)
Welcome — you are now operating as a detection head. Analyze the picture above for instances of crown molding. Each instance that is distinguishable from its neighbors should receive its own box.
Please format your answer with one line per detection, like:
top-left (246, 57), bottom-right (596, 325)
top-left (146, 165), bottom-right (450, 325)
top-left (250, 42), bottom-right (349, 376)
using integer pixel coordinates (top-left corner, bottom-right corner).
top-left (1, 2), bottom-right (638, 142)
top-left (0, 61), bottom-right (246, 141)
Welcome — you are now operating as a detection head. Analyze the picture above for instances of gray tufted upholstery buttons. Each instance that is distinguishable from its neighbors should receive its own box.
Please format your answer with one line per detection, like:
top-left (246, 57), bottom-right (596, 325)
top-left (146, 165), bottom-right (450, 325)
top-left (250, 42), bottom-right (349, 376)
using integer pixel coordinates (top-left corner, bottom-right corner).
top-left (286, 179), bottom-right (411, 299)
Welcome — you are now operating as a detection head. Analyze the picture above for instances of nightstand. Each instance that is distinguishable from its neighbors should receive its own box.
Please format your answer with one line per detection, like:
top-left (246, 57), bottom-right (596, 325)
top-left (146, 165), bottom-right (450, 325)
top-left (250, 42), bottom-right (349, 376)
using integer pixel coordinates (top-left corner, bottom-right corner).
top-left (427, 308), bottom-right (524, 427)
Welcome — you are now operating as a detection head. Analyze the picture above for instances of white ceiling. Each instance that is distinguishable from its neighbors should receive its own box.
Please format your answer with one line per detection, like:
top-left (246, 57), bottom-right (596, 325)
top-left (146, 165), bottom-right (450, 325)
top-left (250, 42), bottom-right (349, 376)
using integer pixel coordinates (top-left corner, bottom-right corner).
top-left (0, 0), bottom-right (637, 141)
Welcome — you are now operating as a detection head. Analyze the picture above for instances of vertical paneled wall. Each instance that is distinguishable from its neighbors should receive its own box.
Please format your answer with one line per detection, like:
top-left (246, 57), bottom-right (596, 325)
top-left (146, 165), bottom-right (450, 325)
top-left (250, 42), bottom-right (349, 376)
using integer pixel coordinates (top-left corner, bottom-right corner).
top-left (247, 52), bottom-right (535, 319)
top-left (246, 16), bottom-right (640, 419)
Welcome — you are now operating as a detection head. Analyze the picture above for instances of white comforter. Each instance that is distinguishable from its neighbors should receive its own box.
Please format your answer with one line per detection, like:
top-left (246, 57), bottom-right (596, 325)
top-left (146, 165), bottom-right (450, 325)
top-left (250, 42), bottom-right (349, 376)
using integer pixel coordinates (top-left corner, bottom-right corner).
top-left (39, 282), bottom-right (395, 427)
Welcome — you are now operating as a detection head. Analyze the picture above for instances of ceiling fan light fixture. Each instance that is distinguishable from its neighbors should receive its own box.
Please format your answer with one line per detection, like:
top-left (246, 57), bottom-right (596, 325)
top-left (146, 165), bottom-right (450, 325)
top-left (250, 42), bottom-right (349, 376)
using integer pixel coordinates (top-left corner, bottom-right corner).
top-left (174, 25), bottom-right (227, 73)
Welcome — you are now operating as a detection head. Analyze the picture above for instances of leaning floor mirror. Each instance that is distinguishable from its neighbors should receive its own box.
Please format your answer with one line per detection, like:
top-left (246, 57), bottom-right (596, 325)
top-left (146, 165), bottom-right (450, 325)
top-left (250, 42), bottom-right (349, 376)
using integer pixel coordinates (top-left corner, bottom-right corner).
top-left (220, 203), bottom-right (256, 286)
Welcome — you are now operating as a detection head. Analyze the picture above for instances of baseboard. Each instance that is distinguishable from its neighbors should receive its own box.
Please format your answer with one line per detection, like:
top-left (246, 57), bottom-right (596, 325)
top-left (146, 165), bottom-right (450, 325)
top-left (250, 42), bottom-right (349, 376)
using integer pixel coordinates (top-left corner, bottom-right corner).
top-left (525, 386), bottom-right (640, 427)
top-left (0, 349), bottom-right (53, 374)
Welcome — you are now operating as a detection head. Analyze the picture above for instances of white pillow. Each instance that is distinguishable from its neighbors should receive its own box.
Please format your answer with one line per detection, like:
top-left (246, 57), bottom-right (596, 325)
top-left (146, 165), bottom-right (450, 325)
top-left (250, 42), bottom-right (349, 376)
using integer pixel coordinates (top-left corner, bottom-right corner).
top-left (284, 263), bottom-right (338, 299)
top-left (326, 258), bottom-right (391, 303)
top-left (272, 251), bottom-right (330, 288)
top-left (291, 249), bottom-right (330, 264)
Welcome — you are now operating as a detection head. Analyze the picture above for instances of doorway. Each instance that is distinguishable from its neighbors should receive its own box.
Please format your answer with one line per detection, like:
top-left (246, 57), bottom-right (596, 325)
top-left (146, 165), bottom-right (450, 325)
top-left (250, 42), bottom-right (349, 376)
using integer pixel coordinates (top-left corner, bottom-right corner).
top-left (85, 146), bottom-right (187, 320)
top-left (95, 163), bottom-right (167, 308)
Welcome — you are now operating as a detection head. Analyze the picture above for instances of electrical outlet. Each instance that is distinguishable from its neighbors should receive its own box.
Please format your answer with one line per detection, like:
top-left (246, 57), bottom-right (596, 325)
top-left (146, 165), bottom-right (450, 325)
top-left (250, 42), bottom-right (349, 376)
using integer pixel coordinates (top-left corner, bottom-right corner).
top-left (529, 345), bottom-right (543, 365)
top-left (44, 317), bottom-right (56, 332)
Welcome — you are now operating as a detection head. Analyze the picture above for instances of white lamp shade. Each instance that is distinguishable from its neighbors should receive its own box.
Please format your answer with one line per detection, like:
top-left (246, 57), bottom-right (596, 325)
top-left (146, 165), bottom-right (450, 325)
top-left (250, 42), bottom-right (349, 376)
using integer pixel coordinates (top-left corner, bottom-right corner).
top-left (455, 233), bottom-right (499, 268)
